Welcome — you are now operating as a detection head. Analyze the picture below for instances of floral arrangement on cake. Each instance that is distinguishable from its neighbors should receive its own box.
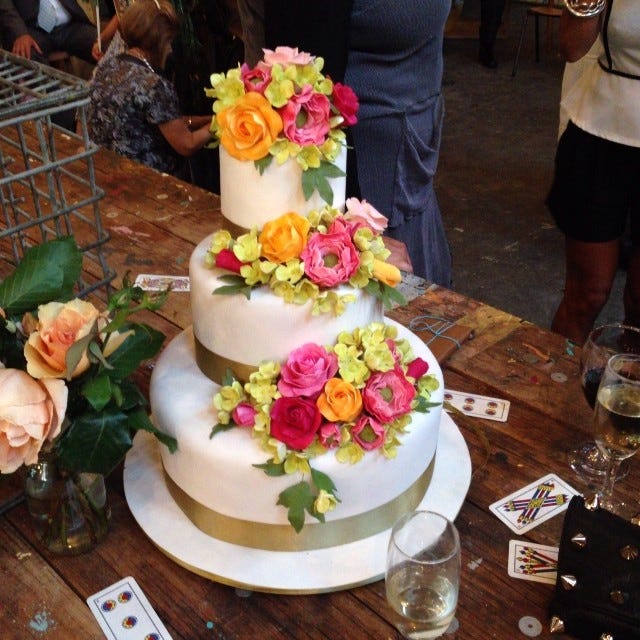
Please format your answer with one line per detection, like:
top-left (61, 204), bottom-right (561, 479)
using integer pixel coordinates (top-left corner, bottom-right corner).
top-left (0, 237), bottom-right (177, 477)
top-left (206, 197), bottom-right (406, 314)
top-left (211, 322), bottom-right (440, 532)
top-left (205, 46), bottom-right (358, 204)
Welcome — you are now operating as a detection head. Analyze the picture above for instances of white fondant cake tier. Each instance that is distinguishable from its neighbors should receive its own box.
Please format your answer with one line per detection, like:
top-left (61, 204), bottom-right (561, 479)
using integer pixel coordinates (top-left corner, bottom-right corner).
top-left (189, 234), bottom-right (384, 384)
top-left (150, 321), bottom-right (443, 550)
top-left (219, 146), bottom-right (347, 230)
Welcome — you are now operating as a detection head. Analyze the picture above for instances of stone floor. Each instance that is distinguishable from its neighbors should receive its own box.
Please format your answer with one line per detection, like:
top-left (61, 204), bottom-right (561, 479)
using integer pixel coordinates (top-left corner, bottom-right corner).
top-left (436, 2), bottom-right (626, 333)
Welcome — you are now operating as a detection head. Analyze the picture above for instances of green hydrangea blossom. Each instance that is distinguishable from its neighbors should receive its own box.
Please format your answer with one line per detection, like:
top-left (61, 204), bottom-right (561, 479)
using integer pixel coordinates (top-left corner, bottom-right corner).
top-left (314, 489), bottom-right (338, 514)
top-left (206, 68), bottom-right (244, 111)
top-left (363, 342), bottom-right (396, 372)
top-left (273, 260), bottom-right (305, 285)
top-left (233, 231), bottom-right (261, 263)
top-left (264, 65), bottom-right (295, 107)
top-left (336, 442), bottom-right (365, 465)
top-left (284, 452), bottom-right (311, 475)
top-left (213, 380), bottom-right (245, 413)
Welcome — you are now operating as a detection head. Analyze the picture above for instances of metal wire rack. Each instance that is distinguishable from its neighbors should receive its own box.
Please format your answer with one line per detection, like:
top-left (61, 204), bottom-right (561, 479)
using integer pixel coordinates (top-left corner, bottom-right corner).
top-left (0, 49), bottom-right (114, 299)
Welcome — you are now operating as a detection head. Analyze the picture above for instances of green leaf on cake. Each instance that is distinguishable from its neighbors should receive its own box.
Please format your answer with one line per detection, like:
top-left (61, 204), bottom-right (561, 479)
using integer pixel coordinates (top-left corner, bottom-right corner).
top-left (277, 481), bottom-right (317, 533)
top-left (414, 396), bottom-right (441, 413)
top-left (364, 280), bottom-right (407, 309)
top-left (253, 459), bottom-right (286, 476)
top-left (310, 467), bottom-right (338, 496)
top-left (212, 275), bottom-right (254, 300)
top-left (301, 161), bottom-right (345, 204)
top-left (210, 422), bottom-right (235, 438)
top-left (254, 155), bottom-right (273, 175)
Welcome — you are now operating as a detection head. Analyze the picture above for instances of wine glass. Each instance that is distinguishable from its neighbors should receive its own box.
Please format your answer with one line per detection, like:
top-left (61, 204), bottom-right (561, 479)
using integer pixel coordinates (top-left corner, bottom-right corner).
top-left (564, 0), bottom-right (607, 17)
top-left (592, 353), bottom-right (640, 514)
top-left (568, 323), bottom-right (640, 483)
top-left (385, 511), bottom-right (460, 639)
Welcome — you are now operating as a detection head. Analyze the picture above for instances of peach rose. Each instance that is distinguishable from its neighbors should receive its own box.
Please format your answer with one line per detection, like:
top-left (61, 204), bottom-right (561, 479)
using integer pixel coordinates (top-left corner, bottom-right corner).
top-left (25, 299), bottom-right (100, 379)
top-left (372, 259), bottom-right (402, 287)
top-left (316, 378), bottom-right (363, 423)
top-left (259, 212), bottom-right (311, 263)
top-left (217, 92), bottom-right (283, 161)
top-left (0, 368), bottom-right (67, 474)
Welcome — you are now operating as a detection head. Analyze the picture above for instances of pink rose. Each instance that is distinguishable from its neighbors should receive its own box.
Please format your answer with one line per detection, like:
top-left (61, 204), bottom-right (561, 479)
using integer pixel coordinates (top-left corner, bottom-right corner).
top-left (269, 397), bottom-right (322, 450)
top-left (301, 229), bottom-right (360, 287)
top-left (240, 62), bottom-right (271, 94)
top-left (351, 415), bottom-right (385, 451)
top-left (278, 343), bottom-right (339, 398)
top-left (406, 357), bottom-right (429, 380)
top-left (262, 46), bottom-right (314, 68)
top-left (345, 198), bottom-right (388, 234)
top-left (280, 85), bottom-right (330, 146)
top-left (0, 368), bottom-right (67, 474)
top-left (328, 215), bottom-right (360, 239)
top-left (362, 366), bottom-right (416, 423)
top-left (331, 83), bottom-right (359, 126)
top-left (215, 248), bottom-right (245, 273)
top-left (318, 422), bottom-right (341, 449)
top-left (232, 402), bottom-right (257, 427)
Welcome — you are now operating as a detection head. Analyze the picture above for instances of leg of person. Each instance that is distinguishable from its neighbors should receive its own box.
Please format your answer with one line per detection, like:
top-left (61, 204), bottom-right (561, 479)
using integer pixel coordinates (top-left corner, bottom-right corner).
top-left (50, 22), bottom-right (97, 64)
top-left (551, 238), bottom-right (619, 345)
top-left (479, 0), bottom-right (507, 68)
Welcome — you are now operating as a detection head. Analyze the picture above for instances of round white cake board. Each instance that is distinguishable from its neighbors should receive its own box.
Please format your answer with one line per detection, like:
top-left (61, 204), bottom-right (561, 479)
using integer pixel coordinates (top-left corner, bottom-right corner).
top-left (123, 412), bottom-right (471, 594)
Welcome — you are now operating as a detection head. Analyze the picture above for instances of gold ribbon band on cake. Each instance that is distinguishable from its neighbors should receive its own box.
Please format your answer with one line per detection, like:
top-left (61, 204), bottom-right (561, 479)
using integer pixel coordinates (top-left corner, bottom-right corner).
top-left (163, 458), bottom-right (435, 552)
top-left (195, 334), bottom-right (257, 384)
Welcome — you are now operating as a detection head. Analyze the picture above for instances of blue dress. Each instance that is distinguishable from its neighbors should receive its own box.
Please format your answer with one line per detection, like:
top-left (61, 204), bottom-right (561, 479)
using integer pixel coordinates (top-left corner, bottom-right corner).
top-left (344, 0), bottom-right (452, 286)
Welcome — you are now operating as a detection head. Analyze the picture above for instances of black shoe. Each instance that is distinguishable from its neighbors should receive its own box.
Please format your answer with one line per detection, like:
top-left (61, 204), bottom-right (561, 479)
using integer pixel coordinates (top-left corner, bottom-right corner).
top-left (479, 50), bottom-right (498, 69)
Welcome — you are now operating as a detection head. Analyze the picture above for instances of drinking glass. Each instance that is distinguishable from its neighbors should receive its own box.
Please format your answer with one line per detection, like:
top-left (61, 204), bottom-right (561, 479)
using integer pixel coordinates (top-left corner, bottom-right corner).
top-left (385, 511), bottom-right (460, 639)
top-left (564, 0), bottom-right (607, 17)
top-left (568, 323), bottom-right (640, 482)
top-left (592, 353), bottom-right (640, 514)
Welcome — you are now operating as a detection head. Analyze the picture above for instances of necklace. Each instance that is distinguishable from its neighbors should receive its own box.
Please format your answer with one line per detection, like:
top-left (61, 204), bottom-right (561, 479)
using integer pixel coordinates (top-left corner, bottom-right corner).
top-left (129, 48), bottom-right (155, 73)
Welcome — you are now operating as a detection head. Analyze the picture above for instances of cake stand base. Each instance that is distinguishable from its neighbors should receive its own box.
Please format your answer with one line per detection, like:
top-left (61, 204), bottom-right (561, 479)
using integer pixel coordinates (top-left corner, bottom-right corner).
top-left (123, 412), bottom-right (471, 594)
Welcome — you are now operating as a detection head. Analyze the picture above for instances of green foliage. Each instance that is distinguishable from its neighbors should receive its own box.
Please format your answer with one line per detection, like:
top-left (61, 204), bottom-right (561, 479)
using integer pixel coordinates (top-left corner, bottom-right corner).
top-left (301, 161), bottom-right (346, 204)
top-left (364, 279), bottom-right (407, 309)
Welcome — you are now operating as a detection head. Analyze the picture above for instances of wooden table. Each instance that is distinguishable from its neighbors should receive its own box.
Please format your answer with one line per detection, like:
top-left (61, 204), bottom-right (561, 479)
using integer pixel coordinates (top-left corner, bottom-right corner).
top-left (2, 143), bottom-right (636, 640)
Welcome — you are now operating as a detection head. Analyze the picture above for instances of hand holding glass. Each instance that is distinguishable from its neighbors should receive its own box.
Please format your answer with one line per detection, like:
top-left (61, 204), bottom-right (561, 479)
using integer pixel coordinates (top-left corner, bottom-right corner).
top-left (386, 511), bottom-right (460, 639)
top-left (593, 353), bottom-right (640, 513)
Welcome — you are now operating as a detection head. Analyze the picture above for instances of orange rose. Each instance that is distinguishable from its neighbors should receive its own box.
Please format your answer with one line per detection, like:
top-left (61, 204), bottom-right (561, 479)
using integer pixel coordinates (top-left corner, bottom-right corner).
top-left (217, 92), bottom-right (283, 161)
top-left (25, 299), bottom-right (100, 380)
top-left (372, 259), bottom-right (402, 287)
top-left (316, 378), bottom-right (363, 423)
top-left (259, 212), bottom-right (311, 263)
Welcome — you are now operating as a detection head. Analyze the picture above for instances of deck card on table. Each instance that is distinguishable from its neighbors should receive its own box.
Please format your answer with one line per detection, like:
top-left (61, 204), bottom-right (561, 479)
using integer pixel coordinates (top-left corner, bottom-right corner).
top-left (134, 274), bottom-right (190, 292)
top-left (489, 474), bottom-right (580, 534)
top-left (507, 540), bottom-right (558, 584)
top-left (444, 389), bottom-right (510, 422)
top-left (87, 576), bottom-right (173, 640)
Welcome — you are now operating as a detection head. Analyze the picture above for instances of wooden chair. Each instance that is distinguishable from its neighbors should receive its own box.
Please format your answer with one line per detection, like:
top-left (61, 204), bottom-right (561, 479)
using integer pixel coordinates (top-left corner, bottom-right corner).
top-left (511, 0), bottom-right (563, 77)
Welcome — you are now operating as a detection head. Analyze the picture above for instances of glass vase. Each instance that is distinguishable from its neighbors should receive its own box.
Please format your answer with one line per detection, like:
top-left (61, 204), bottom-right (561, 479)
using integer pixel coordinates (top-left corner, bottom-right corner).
top-left (24, 453), bottom-right (110, 555)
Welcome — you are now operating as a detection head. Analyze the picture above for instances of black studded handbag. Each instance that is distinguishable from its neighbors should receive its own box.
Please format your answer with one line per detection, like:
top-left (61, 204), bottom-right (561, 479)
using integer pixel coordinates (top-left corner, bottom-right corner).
top-left (549, 495), bottom-right (640, 640)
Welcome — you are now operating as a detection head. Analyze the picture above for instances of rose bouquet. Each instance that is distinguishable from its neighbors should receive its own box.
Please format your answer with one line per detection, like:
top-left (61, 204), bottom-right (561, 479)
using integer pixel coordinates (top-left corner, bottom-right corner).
top-left (205, 46), bottom-right (359, 204)
top-left (207, 197), bottom-right (406, 314)
top-left (211, 322), bottom-right (440, 532)
top-left (0, 237), bottom-right (176, 478)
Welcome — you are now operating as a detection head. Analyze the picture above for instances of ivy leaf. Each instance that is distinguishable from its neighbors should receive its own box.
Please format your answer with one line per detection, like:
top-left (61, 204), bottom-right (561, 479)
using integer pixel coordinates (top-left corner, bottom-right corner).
top-left (277, 481), bottom-right (316, 533)
top-left (82, 373), bottom-right (113, 412)
top-left (127, 408), bottom-right (177, 453)
top-left (0, 237), bottom-right (82, 315)
top-left (103, 323), bottom-right (165, 380)
top-left (56, 411), bottom-right (132, 476)
top-left (253, 459), bottom-right (286, 476)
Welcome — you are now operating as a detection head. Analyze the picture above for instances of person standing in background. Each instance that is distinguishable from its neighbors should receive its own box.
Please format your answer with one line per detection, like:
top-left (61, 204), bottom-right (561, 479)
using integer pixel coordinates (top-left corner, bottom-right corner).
top-left (243, 0), bottom-right (451, 285)
top-left (478, 0), bottom-right (506, 68)
top-left (548, 0), bottom-right (640, 344)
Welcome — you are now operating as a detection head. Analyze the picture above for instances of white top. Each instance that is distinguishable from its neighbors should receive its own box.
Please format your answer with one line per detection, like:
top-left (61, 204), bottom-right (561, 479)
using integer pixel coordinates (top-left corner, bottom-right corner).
top-left (561, 0), bottom-right (640, 147)
top-left (38, 0), bottom-right (71, 31)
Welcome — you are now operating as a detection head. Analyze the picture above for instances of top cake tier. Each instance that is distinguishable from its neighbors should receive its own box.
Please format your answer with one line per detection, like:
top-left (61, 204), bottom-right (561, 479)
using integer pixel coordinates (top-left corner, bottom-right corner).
top-left (219, 146), bottom-right (346, 230)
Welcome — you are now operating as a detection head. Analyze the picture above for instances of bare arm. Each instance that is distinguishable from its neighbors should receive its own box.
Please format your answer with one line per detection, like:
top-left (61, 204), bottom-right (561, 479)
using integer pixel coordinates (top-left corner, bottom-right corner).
top-left (559, 6), bottom-right (604, 62)
top-left (157, 117), bottom-right (213, 157)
